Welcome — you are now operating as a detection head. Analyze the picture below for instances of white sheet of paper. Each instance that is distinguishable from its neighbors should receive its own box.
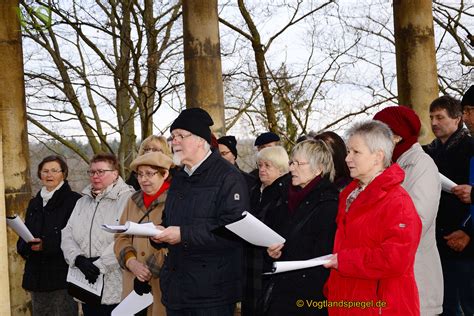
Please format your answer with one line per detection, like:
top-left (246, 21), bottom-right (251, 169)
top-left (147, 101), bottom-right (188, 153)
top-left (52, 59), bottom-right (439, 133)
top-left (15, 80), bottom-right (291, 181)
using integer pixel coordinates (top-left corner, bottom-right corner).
top-left (225, 211), bottom-right (285, 247)
top-left (6, 215), bottom-right (35, 242)
top-left (264, 254), bottom-right (333, 274)
top-left (66, 266), bottom-right (104, 296)
top-left (101, 221), bottom-right (162, 237)
top-left (439, 172), bottom-right (457, 193)
top-left (111, 291), bottom-right (153, 316)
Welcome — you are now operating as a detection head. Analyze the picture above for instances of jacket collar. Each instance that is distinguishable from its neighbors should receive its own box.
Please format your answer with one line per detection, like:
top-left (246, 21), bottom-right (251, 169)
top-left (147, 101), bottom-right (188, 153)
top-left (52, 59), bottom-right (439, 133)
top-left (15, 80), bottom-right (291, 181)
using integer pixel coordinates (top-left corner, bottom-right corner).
top-left (179, 149), bottom-right (221, 178)
top-left (35, 180), bottom-right (72, 202)
top-left (300, 176), bottom-right (339, 204)
top-left (341, 163), bottom-right (405, 213)
top-left (426, 127), bottom-right (470, 151)
top-left (131, 190), bottom-right (167, 211)
top-left (82, 176), bottom-right (130, 200)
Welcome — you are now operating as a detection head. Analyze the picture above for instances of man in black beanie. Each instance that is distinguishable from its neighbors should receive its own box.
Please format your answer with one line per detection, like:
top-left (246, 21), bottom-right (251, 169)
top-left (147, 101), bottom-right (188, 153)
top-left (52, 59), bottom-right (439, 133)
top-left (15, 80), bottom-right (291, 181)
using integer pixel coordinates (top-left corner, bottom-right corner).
top-left (152, 107), bottom-right (249, 315)
top-left (218, 135), bottom-right (238, 165)
top-left (462, 85), bottom-right (474, 135)
top-left (218, 135), bottom-right (257, 191)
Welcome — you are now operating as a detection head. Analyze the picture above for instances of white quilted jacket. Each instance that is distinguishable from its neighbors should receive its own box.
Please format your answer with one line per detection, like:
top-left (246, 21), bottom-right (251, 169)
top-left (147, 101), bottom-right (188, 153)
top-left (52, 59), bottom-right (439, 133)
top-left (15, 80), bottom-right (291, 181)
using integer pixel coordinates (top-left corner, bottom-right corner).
top-left (61, 177), bottom-right (134, 305)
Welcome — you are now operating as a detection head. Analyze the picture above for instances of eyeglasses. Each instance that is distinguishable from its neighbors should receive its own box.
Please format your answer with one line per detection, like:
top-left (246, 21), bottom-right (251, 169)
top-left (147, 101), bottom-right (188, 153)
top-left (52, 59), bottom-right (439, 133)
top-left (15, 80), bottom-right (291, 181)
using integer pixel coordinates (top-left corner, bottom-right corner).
top-left (40, 169), bottom-right (62, 175)
top-left (87, 169), bottom-right (115, 177)
top-left (143, 147), bottom-right (163, 154)
top-left (170, 133), bottom-right (193, 142)
top-left (220, 150), bottom-right (231, 156)
top-left (289, 160), bottom-right (310, 167)
top-left (135, 171), bottom-right (159, 179)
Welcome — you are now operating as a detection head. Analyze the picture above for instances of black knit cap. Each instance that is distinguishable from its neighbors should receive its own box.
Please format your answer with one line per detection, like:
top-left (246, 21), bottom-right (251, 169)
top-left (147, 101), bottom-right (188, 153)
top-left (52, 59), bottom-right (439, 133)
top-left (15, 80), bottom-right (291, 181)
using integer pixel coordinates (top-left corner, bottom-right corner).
top-left (218, 135), bottom-right (238, 158)
top-left (170, 107), bottom-right (214, 144)
top-left (461, 85), bottom-right (474, 108)
top-left (254, 132), bottom-right (280, 146)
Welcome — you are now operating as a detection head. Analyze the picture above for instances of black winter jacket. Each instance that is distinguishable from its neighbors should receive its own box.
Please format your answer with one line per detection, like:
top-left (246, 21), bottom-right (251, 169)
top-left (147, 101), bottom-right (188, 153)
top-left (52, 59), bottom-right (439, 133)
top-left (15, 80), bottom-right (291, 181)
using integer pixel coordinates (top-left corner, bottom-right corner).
top-left (423, 128), bottom-right (474, 258)
top-left (264, 177), bottom-right (338, 316)
top-left (17, 181), bottom-right (81, 291)
top-left (242, 173), bottom-right (290, 316)
top-left (159, 150), bottom-right (250, 309)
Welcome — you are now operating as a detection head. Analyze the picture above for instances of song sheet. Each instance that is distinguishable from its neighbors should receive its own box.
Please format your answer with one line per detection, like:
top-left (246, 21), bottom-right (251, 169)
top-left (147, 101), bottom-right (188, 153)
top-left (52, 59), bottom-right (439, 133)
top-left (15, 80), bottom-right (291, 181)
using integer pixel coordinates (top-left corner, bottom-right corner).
top-left (101, 221), bottom-right (162, 237)
top-left (111, 291), bottom-right (153, 316)
top-left (264, 254), bottom-right (333, 275)
top-left (66, 266), bottom-right (104, 296)
top-left (6, 215), bottom-right (35, 243)
top-left (225, 211), bottom-right (285, 247)
top-left (439, 173), bottom-right (457, 193)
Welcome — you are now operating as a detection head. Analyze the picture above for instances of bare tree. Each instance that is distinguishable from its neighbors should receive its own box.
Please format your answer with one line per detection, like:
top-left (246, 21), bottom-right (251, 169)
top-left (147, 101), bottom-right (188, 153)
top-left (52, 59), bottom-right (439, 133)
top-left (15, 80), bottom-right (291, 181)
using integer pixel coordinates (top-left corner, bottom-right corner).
top-left (21, 0), bottom-right (182, 176)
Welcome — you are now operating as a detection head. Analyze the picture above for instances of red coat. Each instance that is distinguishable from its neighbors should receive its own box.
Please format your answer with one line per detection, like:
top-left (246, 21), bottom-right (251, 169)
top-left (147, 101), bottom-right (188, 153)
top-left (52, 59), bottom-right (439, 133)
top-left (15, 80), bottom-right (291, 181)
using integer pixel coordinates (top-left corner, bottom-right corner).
top-left (325, 164), bottom-right (422, 316)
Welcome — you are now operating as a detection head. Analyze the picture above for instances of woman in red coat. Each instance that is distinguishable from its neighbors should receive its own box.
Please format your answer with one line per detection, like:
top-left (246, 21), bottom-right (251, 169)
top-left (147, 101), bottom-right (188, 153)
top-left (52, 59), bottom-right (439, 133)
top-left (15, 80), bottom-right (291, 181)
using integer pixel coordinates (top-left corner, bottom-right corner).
top-left (324, 120), bottom-right (422, 316)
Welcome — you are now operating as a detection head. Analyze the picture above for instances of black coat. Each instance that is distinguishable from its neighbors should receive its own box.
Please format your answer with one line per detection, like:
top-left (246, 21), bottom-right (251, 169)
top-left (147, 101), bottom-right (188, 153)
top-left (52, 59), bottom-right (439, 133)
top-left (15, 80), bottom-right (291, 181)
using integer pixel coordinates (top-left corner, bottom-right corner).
top-left (423, 128), bottom-right (474, 258)
top-left (17, 181), bottom-right (81, 291)
top-left (264, 177), bottom-right (338, 316)
top-left (242, 173), bottom-right (290, 316)
top-left (159, 150), bottom-right (250, 309)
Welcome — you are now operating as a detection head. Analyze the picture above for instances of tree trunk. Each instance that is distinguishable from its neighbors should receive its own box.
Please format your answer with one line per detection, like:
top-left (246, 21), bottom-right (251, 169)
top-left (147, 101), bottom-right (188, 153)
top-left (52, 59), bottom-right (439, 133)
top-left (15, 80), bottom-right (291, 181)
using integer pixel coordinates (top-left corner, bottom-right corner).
top-left (0, 1), bottom-right (31, 314)
top-left (182, 0), bottom-right (225, 136)
top-left (116, 0), bottom-right (136, 176)
top-left (393, 0), bottom-right (438, 144)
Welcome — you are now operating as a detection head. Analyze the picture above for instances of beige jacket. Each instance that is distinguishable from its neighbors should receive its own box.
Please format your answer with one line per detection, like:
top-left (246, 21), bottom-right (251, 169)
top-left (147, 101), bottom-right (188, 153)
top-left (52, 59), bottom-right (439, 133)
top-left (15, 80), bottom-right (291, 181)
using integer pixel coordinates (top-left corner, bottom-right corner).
top-left (398, 143), bottom-right (443, 315)
top-left (114, 190), bottom-right (167, 316)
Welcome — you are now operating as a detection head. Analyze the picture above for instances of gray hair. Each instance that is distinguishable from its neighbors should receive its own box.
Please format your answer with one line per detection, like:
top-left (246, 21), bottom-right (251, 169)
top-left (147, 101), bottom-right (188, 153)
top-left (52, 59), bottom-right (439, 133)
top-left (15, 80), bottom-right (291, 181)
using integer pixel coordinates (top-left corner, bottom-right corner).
top-left (257, 146), bottom-right (289, 174)
top-left (345, 120), bottom-right (394, 167)
top-left (291, 140), bottom-right (335, 182)
top-left (192, 135), bottom-right (211, 152)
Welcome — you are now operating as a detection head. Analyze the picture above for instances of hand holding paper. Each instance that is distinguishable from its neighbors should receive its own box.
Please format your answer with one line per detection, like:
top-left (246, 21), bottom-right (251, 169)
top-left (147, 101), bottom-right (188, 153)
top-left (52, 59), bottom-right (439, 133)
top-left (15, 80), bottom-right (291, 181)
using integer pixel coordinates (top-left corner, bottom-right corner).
top-left (267, 243), bottom-right (284, 259)
top-left (29, 238), bottom-right (43, 251)
top-left (451, 184), bottom-right (472, 204)
top-left (153, 226), bottom-right (181, 245)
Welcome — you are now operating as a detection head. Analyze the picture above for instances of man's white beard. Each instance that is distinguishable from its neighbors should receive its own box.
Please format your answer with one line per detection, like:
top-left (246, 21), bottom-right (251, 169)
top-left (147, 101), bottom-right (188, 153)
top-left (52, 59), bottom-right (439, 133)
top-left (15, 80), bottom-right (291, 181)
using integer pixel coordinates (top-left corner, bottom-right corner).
top-left (173, 152), bottom-right (183, 166)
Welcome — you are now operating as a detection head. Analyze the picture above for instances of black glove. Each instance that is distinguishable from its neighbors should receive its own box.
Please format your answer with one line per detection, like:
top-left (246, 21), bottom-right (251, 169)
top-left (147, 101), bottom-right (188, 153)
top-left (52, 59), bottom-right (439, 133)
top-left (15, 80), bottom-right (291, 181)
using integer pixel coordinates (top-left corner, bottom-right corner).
top-left (75, 255), bottom-right (100, 284)
top-left (134, 277), bottom-right (151, 296)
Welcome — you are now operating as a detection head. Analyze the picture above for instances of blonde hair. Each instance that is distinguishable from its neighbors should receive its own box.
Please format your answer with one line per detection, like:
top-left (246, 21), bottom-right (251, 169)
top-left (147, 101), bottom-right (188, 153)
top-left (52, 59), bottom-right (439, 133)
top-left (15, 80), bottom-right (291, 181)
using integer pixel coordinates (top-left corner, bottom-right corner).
top-left (257, 146), bottom-right (289, 174)
top-left (291, 140), bottom-right (335, 182)
top-left (138, 135), bottom-right (171, 157)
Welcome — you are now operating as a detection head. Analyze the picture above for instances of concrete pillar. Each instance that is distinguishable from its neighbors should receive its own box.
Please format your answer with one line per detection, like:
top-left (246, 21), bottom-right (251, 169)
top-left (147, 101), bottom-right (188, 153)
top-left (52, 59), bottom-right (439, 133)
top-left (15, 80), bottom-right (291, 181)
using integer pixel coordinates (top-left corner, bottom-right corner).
top-left (394, 0), bottom-right (439, 144)
top-left (0, 1), bottom-right (32, 314)
top-left (182, 0), bottom-right (225, 136)
top-left (0, 128), bottom-right (12, 315)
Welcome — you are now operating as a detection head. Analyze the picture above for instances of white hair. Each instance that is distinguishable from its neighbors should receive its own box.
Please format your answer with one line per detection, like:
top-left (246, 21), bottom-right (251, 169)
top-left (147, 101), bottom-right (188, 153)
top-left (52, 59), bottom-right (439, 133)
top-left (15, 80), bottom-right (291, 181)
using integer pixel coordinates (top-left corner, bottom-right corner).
top-left (257, 146), bottom-right (289, 174)
top-left (345, 120), bottom-right (394, 167)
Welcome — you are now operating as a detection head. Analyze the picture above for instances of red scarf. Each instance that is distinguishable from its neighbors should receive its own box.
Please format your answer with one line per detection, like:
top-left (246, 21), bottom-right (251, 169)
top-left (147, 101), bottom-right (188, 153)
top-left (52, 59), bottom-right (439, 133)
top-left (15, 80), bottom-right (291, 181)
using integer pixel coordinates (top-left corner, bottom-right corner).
top-left (288, 175), bottom-right (321, 213)
top-left (143, 180), bottom-right (170, 208)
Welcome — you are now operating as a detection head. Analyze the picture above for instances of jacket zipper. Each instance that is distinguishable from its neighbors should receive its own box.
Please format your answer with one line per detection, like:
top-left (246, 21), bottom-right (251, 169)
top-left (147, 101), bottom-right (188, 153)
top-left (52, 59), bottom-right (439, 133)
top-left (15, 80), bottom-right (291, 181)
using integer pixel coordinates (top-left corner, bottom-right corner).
top-left (89, 201), bottom-right (101, 257)
top-left (376, 280), bottom-right (382, 315)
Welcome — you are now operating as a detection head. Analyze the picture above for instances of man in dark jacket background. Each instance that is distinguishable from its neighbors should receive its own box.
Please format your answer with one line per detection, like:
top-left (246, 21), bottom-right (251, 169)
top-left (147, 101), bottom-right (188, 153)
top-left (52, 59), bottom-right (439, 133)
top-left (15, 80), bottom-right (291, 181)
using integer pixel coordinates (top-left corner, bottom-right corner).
top-left (423, 95), bottom-right (474, 316)
top-left (152, 108), bottom-right (250, 316)
top-left (461, 85), bottom-right (474, 135)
